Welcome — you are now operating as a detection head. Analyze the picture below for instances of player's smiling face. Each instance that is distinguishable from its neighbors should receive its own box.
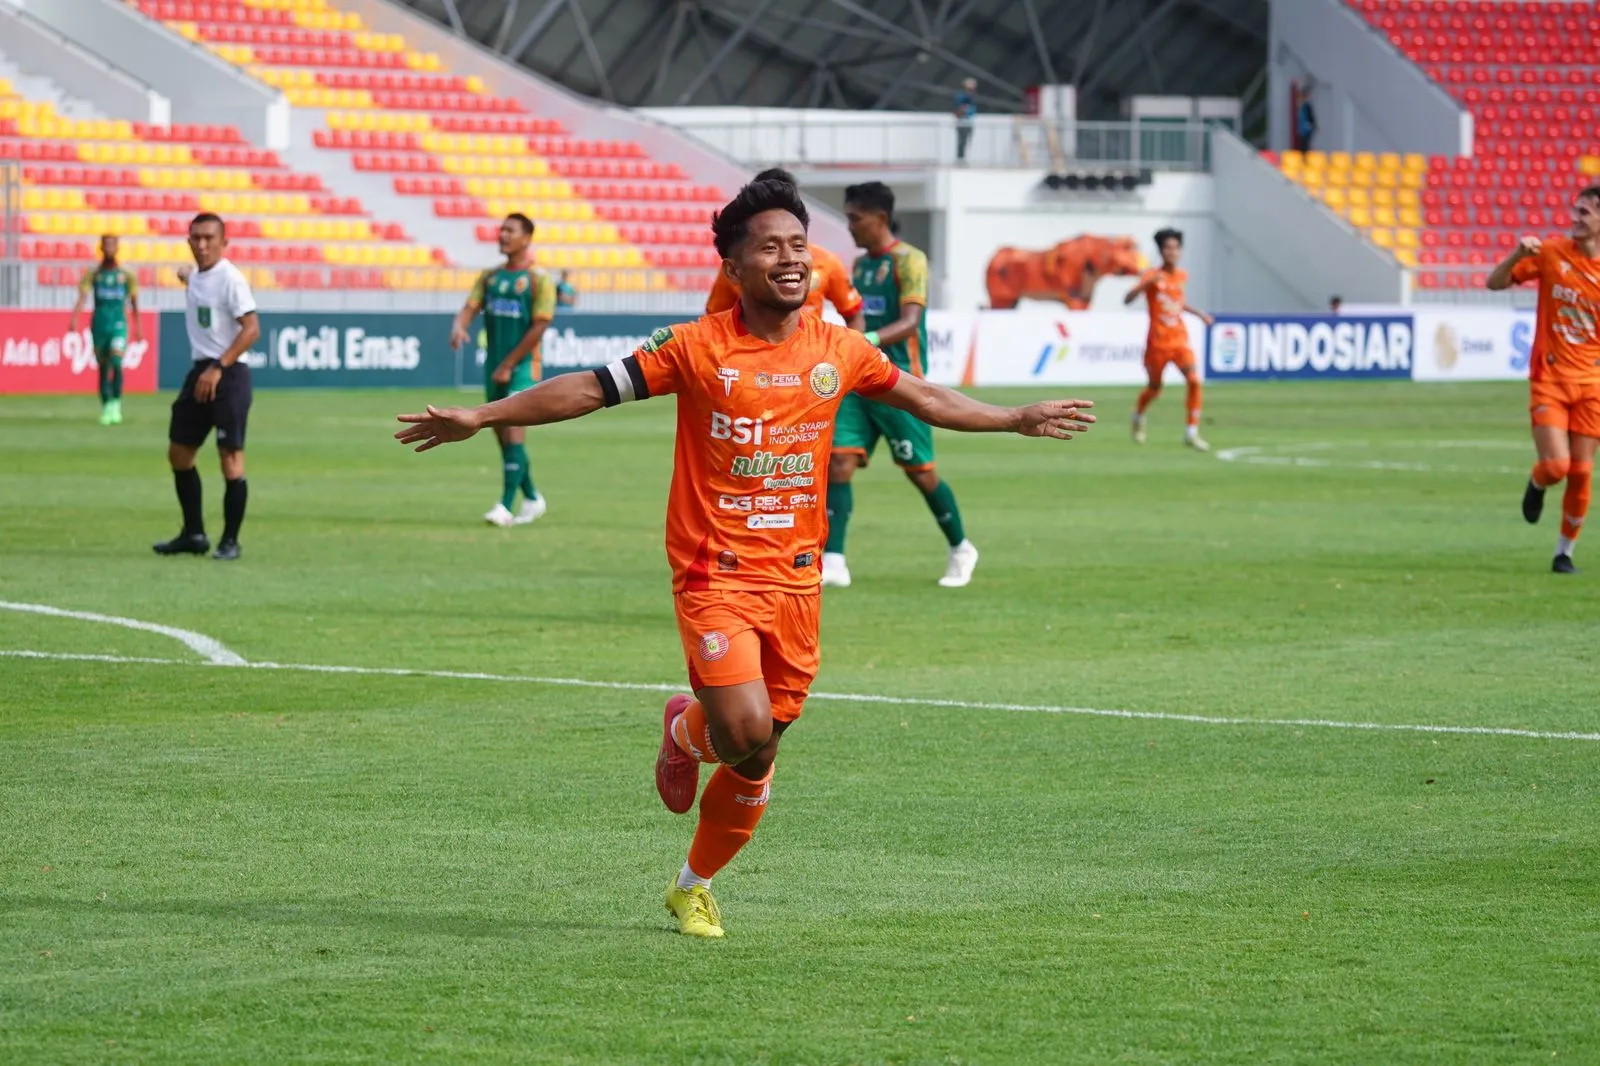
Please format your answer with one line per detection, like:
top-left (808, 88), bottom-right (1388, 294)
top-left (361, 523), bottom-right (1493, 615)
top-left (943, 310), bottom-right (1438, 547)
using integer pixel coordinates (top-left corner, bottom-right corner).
top-left (1571, 196), bottom-right (1600, 242)
top-left (732, 208), bottom-right (812, 313)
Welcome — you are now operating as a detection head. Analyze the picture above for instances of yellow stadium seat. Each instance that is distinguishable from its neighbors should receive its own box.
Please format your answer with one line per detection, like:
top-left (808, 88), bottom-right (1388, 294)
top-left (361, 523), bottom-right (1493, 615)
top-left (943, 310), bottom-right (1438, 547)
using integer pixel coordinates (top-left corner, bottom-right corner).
top-left (1369, 227), bottom-right (1394, 248)
top-left (1373, 207), bottom-right (1396, 228)
top-left (1378, 152), bottom-right (1401, 171)
top-left (1395, 248), bottom-right (1418, 268)
top-left (1348, 207), bottom-right (1371, 228)
top-left (1373, 169), bottom-right (1400, 187)
top-left (1398, 188), bottom-right (1420, 208)
top-left (1395, 229), bottom-right (1418, 249)
top-left (1347, 187), bottom-right (1370, 208)
top-left (1327, 151), bottom-right (1351, 171)
top-left (1399, 208), bottom-right (1422, 228)
top-left (1400, 170), bottom-right (1424, 188)
top-left (1321, 187), bottom-right (1346, 209)
top-left (1353, 152), bottom-right (1376, 171)
top-left (1302, 151), bottom-right (1327, 169)
top-left (1403, 153), bottom-right (1427, 171)
top-left (1323, 168), bottom-right (1350, 187)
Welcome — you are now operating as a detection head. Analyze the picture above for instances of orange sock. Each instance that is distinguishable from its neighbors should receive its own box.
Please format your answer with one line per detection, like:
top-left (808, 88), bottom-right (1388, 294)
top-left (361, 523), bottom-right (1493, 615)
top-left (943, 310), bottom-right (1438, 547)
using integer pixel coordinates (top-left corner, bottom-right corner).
top-left (1184, 378), bottom-right (1202, 427)
top-left (1561, 461), bottom-right (1592, 540)
top-left (670, 700), bottom-right (720, 765)
top-left (1533, 457), bottom-right (1571, 488)
top-left (1135, 387), bottom-right (1158, 415)
top-left (686, 764), bottom-right (772, 880)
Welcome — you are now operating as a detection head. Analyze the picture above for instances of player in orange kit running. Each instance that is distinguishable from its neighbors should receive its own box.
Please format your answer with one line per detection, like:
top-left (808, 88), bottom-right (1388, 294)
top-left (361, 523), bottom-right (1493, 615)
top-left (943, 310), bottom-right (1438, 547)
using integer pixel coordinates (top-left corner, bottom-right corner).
top-left (1487, 185), bottom-right (1600, 573)
top-left (705, 168), bottom-right (865, 327)
top-left (396, 179), bottom-right (1096, 938)
top-left (1125, 227), bottom-right (1213, 450)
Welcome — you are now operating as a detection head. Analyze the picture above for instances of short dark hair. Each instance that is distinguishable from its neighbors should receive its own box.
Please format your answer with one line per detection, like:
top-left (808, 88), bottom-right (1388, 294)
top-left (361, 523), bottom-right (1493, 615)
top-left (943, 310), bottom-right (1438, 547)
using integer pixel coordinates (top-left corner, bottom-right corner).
top-left (1154, 227), bottom-right (1182, 248)
top-left (1578, 185), bottom-right (1600, 204)
top-left (710, 178), bottom-right (809, 258)
top-left (754, 167), bottom-right (798, 187)
top-left (844, 181), bottom-right (895, 218)
top-left (190, 212), bottom-right (226, 237)
top-left (505, 212), bottom-right (535, 235)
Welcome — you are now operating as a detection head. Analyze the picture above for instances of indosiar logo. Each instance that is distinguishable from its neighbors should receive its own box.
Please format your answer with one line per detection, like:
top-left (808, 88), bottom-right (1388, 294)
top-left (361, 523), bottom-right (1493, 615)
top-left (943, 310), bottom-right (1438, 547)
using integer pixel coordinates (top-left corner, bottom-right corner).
top-left (1208, 317), bottom-right (1412, 379)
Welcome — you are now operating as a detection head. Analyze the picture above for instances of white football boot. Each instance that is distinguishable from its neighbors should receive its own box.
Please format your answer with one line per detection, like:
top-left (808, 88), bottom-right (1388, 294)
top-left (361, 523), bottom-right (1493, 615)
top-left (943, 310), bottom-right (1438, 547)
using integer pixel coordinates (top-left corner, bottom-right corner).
top-left (821, 552), bottom-right (852, 588)
top-left (939, 539), bottom-right (980, 588)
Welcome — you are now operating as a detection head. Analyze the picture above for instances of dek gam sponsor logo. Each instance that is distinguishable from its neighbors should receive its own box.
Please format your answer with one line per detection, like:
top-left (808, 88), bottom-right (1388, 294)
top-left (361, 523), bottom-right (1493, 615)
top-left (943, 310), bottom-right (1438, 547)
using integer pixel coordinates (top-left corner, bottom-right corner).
top-left (1208, 317), bottom-right (1412, 379)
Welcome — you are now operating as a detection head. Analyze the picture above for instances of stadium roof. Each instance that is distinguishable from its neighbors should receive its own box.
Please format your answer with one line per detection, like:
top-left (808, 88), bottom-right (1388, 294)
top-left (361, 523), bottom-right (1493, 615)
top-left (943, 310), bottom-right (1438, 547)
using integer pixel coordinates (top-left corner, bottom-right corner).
top-left (397, 0), bottom-right (1266, 123)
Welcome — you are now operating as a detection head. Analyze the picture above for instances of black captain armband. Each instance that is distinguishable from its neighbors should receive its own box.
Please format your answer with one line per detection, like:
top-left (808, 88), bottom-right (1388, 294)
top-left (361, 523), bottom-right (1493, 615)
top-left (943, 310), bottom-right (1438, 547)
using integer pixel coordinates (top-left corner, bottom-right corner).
top-left (595, 356), bottom-right (650, 407)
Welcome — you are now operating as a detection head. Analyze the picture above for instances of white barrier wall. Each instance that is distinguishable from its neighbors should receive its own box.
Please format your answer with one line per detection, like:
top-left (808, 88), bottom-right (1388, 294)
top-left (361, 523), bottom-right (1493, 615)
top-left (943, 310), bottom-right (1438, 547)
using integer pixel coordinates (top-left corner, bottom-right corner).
top-left (1269, 0), bottom-right (1471, 156)
top-left (936, 169), bottom-right (1218, 314)
top-left (1411, 307), bottom-right (1534, 381)
top-left (1212, 130), bottom-right (1405, 309)
top-left (0, 5), bottom-right (170, 125)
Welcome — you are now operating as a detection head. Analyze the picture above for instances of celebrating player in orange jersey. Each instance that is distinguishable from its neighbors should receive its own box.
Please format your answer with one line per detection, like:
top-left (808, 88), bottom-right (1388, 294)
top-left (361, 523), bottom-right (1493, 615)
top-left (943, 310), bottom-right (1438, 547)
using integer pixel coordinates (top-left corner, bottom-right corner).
top-left (396, 179), bottom-right (1096, 938)
top-left (1125, 228), bottom-right (1213, 450)
top-left (705, 168), bottom-right (865, 327)
top-left (1487, 185), bottom-right (1600, 573)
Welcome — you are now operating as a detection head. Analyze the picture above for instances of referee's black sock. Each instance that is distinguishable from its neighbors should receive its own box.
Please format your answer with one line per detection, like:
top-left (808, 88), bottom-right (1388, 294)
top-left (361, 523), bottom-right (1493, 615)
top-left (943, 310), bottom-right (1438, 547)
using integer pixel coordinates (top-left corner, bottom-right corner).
top-left (174, 468), bottom-right (204, 536)
top-left (222, 477), bottom-right (248, 544)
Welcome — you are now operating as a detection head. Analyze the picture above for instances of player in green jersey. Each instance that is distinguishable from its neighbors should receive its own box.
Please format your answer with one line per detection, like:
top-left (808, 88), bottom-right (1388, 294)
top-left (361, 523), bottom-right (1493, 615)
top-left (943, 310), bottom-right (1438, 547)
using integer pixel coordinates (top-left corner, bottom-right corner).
top-left (450, 213), bottom-right (558, 527)
top-left (825, 182), bottom-right (979, 589)
top-left (68, 235), bottom-right (142, 426)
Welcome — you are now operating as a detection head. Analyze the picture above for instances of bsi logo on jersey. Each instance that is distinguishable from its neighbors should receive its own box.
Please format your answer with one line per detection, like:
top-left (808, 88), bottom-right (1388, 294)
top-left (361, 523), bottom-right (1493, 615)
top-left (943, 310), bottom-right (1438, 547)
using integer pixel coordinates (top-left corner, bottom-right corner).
top-left (710, 411), bottom-right (764, 444)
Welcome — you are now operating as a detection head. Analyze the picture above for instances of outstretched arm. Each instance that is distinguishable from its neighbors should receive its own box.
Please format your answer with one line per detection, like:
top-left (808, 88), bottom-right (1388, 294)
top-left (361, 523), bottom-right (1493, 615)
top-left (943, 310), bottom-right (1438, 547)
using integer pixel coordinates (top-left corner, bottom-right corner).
top-left (874, 373), bottom-right (1095, 439)
top-left (1184, 303), bottom-right (1214, 326)
top-left (396, 371), bottom-right (605, 452)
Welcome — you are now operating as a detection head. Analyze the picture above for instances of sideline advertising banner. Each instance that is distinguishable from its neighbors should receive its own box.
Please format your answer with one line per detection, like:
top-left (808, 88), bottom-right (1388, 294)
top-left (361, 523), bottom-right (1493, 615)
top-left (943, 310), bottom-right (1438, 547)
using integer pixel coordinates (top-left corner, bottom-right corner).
top-left (157, 312), bottom-right (678, 389)
top-left (923, 310), bottom-right (977, 386)
top-left (969, 310), bottom-right (1202, 387)
top-left (1411, 307), bottom-right (1535, 382)
top-left (1206, 315), bottom-right (1414, 380)
top-left (0, 311), bottom-right (160, 394)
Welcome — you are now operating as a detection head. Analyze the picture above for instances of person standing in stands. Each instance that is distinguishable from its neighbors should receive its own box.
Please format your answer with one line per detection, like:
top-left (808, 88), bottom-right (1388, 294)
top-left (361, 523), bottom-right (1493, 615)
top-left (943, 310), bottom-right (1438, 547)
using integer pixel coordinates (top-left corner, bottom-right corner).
top-left (556, 270), bottom-right (578, 310)
top-left (954, 78), bottom-right (978, 163)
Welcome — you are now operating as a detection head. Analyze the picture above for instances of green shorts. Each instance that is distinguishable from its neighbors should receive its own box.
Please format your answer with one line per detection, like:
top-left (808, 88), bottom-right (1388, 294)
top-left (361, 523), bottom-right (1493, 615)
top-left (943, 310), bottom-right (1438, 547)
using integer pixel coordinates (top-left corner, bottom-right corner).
top-left (92, 328), bottom-right (127, 360)
top-left (833, 391), bottom-right (936, 469)
top-left (484, 361), bottom-right (536, 402)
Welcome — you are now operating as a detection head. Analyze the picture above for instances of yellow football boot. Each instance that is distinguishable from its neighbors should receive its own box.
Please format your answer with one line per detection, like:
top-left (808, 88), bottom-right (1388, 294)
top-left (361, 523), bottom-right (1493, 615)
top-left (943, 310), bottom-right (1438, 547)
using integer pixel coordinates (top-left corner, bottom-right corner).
top-left (665, 883), bottom-right (725, 938)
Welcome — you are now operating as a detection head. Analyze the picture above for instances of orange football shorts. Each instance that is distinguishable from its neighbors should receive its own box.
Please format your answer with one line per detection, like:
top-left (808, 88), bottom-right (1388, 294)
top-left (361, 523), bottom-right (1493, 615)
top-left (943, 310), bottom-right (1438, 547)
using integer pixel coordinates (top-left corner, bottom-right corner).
top-left (1530, 378), bottom-right (1600, 439)
top-left (1145, 346), bottom-right (1197, 376)
top-left (674, 589), bottom-right (821, 723)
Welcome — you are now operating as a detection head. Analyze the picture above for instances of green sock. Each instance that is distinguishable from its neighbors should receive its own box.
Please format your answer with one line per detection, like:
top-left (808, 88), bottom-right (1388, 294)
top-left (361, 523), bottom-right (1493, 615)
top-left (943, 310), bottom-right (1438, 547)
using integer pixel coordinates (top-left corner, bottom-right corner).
top-left (109, 358), bottom-right (124, 400)
top-left (97, 360), bottom-right (112, 404)
top-left (922, 479), bottom-right (966, 547)
top-left (500, 441), bottom-right (524, 511)
top-left (825, 481), bottom-right (853, 553)
top-left (515, 444), bottom-right (537, 500)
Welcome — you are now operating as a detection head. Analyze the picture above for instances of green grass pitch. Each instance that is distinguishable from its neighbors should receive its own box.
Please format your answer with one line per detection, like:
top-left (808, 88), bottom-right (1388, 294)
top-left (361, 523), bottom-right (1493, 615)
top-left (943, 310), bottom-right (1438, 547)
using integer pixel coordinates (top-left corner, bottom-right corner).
top-left (2, 381), bottom-right (1598, 1064)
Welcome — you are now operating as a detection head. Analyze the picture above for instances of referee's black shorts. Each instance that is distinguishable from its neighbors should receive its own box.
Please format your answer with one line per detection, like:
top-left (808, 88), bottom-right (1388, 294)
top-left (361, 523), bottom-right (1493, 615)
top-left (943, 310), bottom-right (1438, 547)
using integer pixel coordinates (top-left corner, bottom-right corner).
top-left (169, 360), bottom-right (253, 450)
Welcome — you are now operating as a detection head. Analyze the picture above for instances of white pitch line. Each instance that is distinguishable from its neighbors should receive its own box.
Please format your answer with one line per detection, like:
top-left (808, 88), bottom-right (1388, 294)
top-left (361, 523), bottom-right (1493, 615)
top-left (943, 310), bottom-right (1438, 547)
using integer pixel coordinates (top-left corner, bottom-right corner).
top-left (0, 601), bottom-right (246, 666)
top-left (1215, 443), bottom-right (1523, 476)
top-left (4, 648), bottom-right (1597, 744)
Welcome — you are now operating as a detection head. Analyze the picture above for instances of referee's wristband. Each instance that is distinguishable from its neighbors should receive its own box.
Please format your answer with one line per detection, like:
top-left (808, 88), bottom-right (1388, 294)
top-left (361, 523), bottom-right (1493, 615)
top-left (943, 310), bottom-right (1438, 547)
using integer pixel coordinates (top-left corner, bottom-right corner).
top-left (863, 330), bottom-right (881, 347)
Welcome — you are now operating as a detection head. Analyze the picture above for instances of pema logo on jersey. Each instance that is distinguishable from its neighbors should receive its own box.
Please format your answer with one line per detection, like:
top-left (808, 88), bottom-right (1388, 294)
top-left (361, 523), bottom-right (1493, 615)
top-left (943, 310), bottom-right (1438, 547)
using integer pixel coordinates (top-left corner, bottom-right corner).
top-left (809, 362), bottom-right (840, 398)
top-left (699, 632), bottom-right (730, 661)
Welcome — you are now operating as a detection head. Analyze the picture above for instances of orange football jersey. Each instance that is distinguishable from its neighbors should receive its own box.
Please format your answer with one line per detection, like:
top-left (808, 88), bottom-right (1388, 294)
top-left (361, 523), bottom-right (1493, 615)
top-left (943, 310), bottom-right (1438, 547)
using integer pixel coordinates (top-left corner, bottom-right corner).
top-left (1511, 237), bottom-right (1600, 384)
top-left (704, 244), bottom-right (864, 321)
top-left (611, 309), bottom-right (899, 593)
top-left (1142, 267), bottom-right (1190, 350)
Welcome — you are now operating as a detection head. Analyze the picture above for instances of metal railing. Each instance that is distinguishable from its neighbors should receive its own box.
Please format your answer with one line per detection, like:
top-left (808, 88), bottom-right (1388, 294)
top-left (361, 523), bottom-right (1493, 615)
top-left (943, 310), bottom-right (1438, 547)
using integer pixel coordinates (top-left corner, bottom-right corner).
top-left (1407, 263), bottom-right (1537, 307)
top-left (665, 117), bottom-right (1219, 172)
top-left (0, 161), bottom-right (19, 307)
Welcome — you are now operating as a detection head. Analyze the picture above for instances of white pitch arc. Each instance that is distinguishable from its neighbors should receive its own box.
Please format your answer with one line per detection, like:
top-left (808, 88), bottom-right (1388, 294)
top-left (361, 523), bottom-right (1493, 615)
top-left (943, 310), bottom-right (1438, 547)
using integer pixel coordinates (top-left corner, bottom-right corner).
top-left (0, 601), bottom-right (246, 666)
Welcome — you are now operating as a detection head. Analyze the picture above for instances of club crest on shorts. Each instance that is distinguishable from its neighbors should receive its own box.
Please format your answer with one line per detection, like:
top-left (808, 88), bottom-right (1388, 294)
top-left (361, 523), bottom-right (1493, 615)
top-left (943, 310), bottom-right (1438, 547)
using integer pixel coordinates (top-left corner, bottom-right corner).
top-left (809, 361), bottom-right (840, 399)
top-left (699, 632), bottom-right (731, 662)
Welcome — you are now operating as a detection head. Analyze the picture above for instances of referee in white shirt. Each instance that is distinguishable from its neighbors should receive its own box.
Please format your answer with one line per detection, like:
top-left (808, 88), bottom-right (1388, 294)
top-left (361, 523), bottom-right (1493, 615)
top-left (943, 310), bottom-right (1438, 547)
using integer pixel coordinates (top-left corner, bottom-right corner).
top-left (154, 213), bottom-right (260, 561)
